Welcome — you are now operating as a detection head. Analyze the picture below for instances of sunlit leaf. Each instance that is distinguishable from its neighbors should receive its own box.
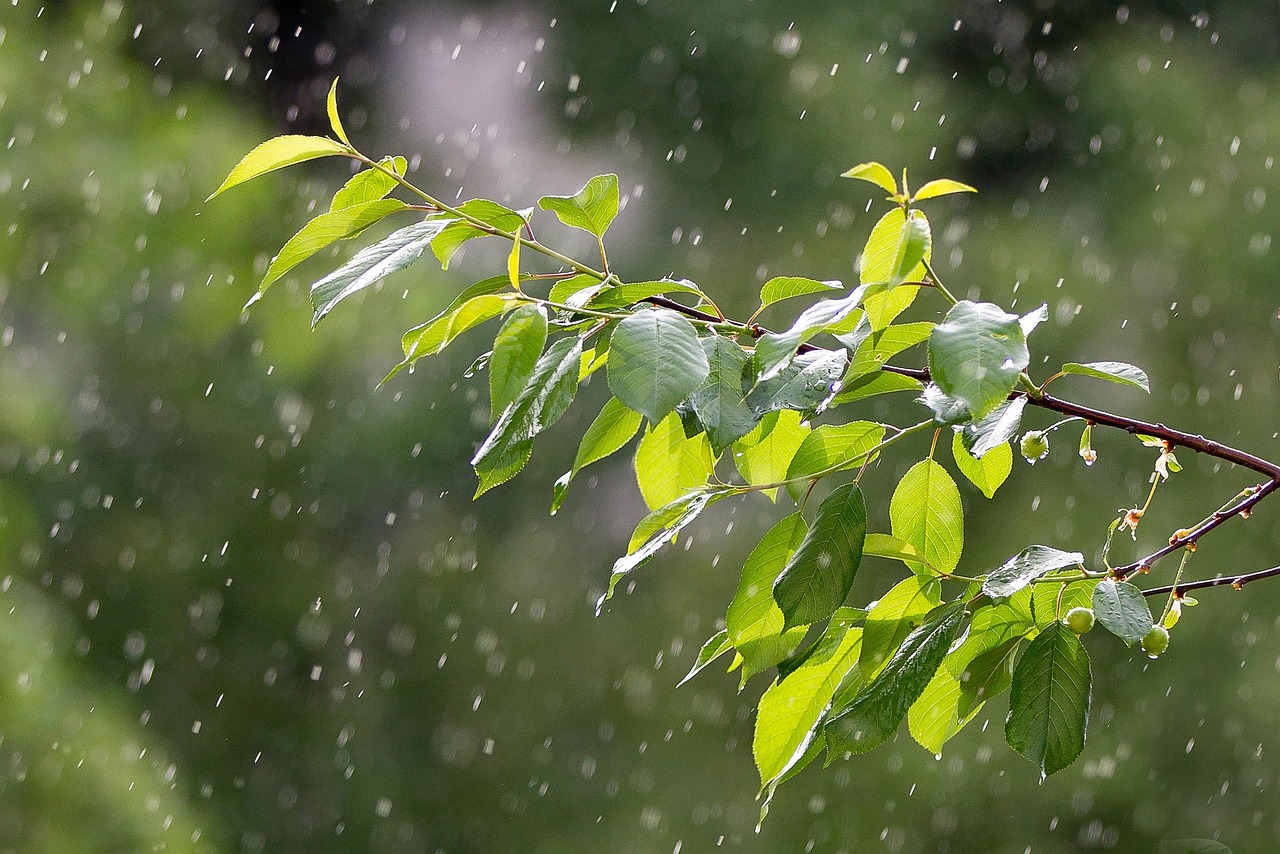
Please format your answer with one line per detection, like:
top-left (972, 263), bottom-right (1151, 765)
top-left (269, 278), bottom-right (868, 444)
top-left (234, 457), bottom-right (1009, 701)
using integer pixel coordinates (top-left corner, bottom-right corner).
top-left (784, 422), bottom-right (885, 502)
top-left (951, 430), bottom-right (1013, 499)
top-left (983, 545), bottom-right (1085, 599)
top-left (959, 397), bottom-right (1026, 459)
top-left (326, 77), bottom-right (351, 146)
top-left (928, 300), bottom-right (1029, 420)
top-left (589, 278), bottom-right (706, 309)
top-left (489, 304), bottom-right (548, 422)
top-left (754, 291), bottom-right (865, 381)
top-left (208, 134), bottom-right (350, 200)
top-left (634, 412), bottom-right (715, 510)
top-left (859, 576), bottom-right (942, 681)
top-left (330, 157), bottom-right (405, 210)
top-left (727, 514), bottom-right (809, 681)
top-left (830, 371), bottom-right (922, 406)
top-left (890, 460), bottom-right (963, 577)
top-left (757, 277), bottom-right (844, 311)
top-left (678, 629), bottom-right (734, 687)
top-left (538, 173), bottom-right (620, 237)
top-left (911, 178), bottom-right (977, 202)
top-left (1060, 361), bottom-right (1151, 393)
top-left (732, 411), bottom-right (809, 502)
top-left (261, 198), bottom-right (407, 295)
top-left (604, 491), bottom-right (722, 606)
top-left (841, 162), bottom-right (897, 195)
top-left (551, 396), bottom-right (644, 514)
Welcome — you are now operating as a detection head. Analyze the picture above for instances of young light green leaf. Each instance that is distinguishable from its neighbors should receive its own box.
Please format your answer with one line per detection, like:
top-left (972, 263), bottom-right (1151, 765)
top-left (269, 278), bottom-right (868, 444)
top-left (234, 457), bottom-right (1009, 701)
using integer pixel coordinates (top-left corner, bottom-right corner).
top-left (607, 309), bottom-right (709, 423)
top-left (773, 484), bottom-right (868, 630)
top-left (841, 321), bottom-right (933, 382)
top-left (983, 545), bottom-right (1085, 599)
top-left (326, 77), bottom-right (351, 146)
top-left (841, 162), bottom-right (897, 195)
top-left (489, 304), bottom-right (548, 422)
top-left (551, 397), bottom-right (644, 515)
top-left (1091, 578), bottom-right (1153, 645)
top-left (309, 217), bottom-right (454, 325)
top-left (757, 277), bottom-right (844, 311)
top-left (538, 173), bottom-right (620, 238)
top-left (472, 337), bottom-right (582, 494)
top-left (1060, 361), bottom-right (1151, 393)
top-left (207, 134), bottom-right (351, 201)
top-left (1032, 580), bottom-right (1099, 628)
top-left (589, 278), bottom-right (705, 310)
top-left (951, 430), bottom-right (1013, 499)
top-left (825, 603), bottom-right (965, 757)
top-left (732, 411), bottom-right (810, 502)
top-left (754, 291), bottom-right (865, 381)
top-left (262, 198), bottom-right (408, 295)
top-left (889, 211), bottom-right (931, 288)
top-left (603, 491), bottom-right (720, 607)
top-left (330, 157), bottom-right (406, 210)
top-left (889, 460), bottom-right (964, 577)
top-left (859, 208), bottom-right (930, 330)
top-left (907, 658), bottom-right (982, 755)
top-left (387, 293), bottom-right (512, 383)
top-left (928, 300), bottom-right (1030, 420)
top-left (746, 349), bottom-right (849, 416)
top-left (634, 412), bottom-right (715, 510)
top-left (678, 629), bottom-right (734, 687)
top-left (911, 178), bottom-right (977, 202)
top-left (859, 576), bottom-right (942, 681)
top-left (547, 273), bottom-right (603, 305)
top-left (862, 533), bottom-right (924, 566)
top-left (688, 336), bottom-right (758, 453)
top-left (784, 422), bottom-right (885, 502)
top-left (1005, 622), bottom-right (1091, 776)
top-left (727, 514), bottom-right (809, 681)
top-left (431, 199), bottom-right (529, 270)
top-left (831, 371), bottom-right (922, 406)
top-left (754, 625), bottom-right (862, 789)
top-left (959, 396), bottom-right (1027, 458)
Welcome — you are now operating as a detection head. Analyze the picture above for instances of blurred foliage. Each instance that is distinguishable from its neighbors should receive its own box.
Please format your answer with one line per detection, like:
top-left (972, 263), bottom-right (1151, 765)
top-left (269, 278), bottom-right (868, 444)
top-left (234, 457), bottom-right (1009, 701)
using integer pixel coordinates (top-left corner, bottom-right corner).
top-left (1, 0), bottom-right (1280, 852)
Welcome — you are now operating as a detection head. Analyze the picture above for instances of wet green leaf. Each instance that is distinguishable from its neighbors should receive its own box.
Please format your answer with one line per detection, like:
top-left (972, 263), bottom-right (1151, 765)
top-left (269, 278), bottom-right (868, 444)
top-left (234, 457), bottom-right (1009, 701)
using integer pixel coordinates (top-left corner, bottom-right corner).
top-left (983, 545), bottom-right (1085, 599)
top-left (1005, 622), bottom-right (1091, 776)
top-left (489, 304), bottom-right (548, 422)
top-left (773, 484), bottom-right (868, 629)
top-left (607, 309), bottom-right (709, 423)
top-left (951, 430), bottom-right (1013, 499)
top-left (1092, 578), bottom-right (1153, 645)
top-left (1060, 361), bottom-right (1151, 393)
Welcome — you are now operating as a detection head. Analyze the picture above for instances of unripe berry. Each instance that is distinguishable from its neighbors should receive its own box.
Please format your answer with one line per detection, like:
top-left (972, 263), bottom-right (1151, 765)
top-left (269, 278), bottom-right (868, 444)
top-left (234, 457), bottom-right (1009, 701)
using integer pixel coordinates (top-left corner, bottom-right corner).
top-left (1020, 430), bottom-right (1049, 464)
top-left (1140, 624), bottom-right (1170, 658)
top-left (1063, 607), bottom-right (1095, 635)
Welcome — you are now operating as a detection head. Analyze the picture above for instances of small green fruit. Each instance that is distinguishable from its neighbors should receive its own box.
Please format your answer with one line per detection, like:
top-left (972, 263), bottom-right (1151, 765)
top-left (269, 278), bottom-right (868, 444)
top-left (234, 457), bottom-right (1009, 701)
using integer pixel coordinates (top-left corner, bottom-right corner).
top-left (1063, 607), bottom-right (1095, 635)
top-left (1020, 430), bottom-right (1050, 464)
top-left (1140, 624), bottom-right (1170, 658)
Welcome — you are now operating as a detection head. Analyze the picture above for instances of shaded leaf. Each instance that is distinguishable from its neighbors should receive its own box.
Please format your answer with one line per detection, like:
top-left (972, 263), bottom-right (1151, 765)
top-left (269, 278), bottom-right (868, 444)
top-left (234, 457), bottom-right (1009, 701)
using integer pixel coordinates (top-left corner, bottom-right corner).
top-left (688, 336), bottom-right (758, 453)
top-left (208, 134), bottom-right (349, 200)
top-left (551, 396), bottom-right (644, 514)
top-left (390, 294), bottom-right (513, 383)
top-left (431, 199), bottom-right (529, 269)
top-left (604, 492), bottom-right (721, 607)
top-left (784, 422), bottom-right (885, 502)
top-left (890, 460), bottom-right (964, 576)
top-left (1092, 578), bottom-right (1153, 645)
top-left (983, 545), bottom-right (1084, 599)
top-left (755, 292), bottom-right (864, 381)
top-left (746, 349), bottom-right (849, 416)
top-left (589, 278), bottom-right (705, 309)
top-left (1061, 361), bottom-right (1151, 393)
top-left (607, 309), bottom-right (709, 423)
top-left (1005, 622), bottom-right (1091, 776)
top-left (538, 173), bottom-right (619, 237)
top-left (773, 484), bottom-right (867, 630)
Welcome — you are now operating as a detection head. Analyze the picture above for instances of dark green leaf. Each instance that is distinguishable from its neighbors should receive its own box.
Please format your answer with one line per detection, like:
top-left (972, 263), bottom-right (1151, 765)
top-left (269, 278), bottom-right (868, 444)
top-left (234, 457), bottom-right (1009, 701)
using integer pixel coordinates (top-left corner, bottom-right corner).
top-left (261, 198), bottom-right (408, 295)
top-left (387, 294), bottom-right (513, 384)
top-left (757, 276), bottom-right (843, 310)
top-left (983, 545), bottom-right (1084, 599)
top-left (1061, 361), bottom-right (1151, 393)
top-left (773, 484), bottom-right (868, 629)
top-left (727, 514), bottom-right (809, 681)
top-left (678, 629), bottom-right (733, 687)
top-left (951, 430), bottom-right (1012, 499)
top-left (889, 460), bottom-right (963, 576)
top-left (538, 173), bottom-right (619, 237)
top-left (826, 603), bottom-right (965, 757)
top-left (859, 576), bottom-right (942, 681)
top-left (928, 300), bottom-right (1030, 420)
top-left (746, 349), bottom-right (849, 416)
top-left (688, 336), bottom-right (758, 453)
top-left (1158, 840), bottom-right (1234, 854)
top-left (607, 308), bottom-right (709, 423)
top-left (307, 217), bottom-right (454, 324)
top-left (1005, 622), bottom-right (1091, 776)
top-left (1092, 578), bottom-right (1153, 645)
top-left (473, 438), bottom-right (532, 498)
top-left (954, 636), bottom-right (1020, 717)
top-left (489, 304), bottom-right (548, 422)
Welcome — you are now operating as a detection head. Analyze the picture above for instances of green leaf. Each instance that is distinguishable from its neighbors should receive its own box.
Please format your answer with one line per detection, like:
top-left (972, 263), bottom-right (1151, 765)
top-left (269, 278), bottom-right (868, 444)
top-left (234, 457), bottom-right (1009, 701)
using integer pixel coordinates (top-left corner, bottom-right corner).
top-left (473, 438), bottom-right (532, 498)
top-left (746, 349), bottom-right (849, 416)
top-left (1020, 304), bottom-right (1049, 337)
top-left (634, 412), bottom-right (715, 510)
top-left (888, 211), bottom-right (930, 288)
top-left (678, 629), bottom-right (734, 687)
top-left (207, 134), bottom-right (351, 201)
top-left (1005, 622), bottom-right (1091, 776)
top-left (928, 300), bottom-right (1030, 420)
top-left (959, 396), bottom-right (1027, 458)
top-left (983, 545), bottom-right (1085, 599)
top-left (841, 321), bottom-right (933, 381)
top-left (859, 576), bottom-right (942, 681)
top-left (1032, 580), bottom-right (1099, 628)
top-left (604, 492), bottom-right (720, 607)
top-left (862, 533), bottom-right (924, 566)
top-left (547, 273), bottom-right (604, 305)
top-left (732, 411), bottom-right (810, 501)
top-left (326, 78), bottom-right (351, 146)
top-left (953, 637), bottom-right (1020, 717)
top-left (260, 198), bottom-right (408, 295)
top-left (889, 460), bottom-right (963, 577)
top-left (538, 173), bottom-right (620, 238)
top-left (951, 430), bottom-right (1012, 499)
top-left (830, 371), bottom-right (922, 406)
top-left (946, 594), bottom-right (1035, 679)
top-left (826, 603), bottom-right (965, 757)
top-left (489, 304), bottom-right (548, 422)
top-left (552, 397), bottom-right (644, 514)
top-left (330, 157), bottom-right (406, 210)
top-left (431, 199), bottom-right (529, 270)
top-left (841, 162), bottom-right (896, 195)
top-left (727, 514), bottom-right (809, 681)
top-left (773, 484), bottom-right (868, 630)
top-left (907, 658), bottom-right (982, 755)
top-left (471, 337), bottom-right (582, 496)
top-left (589, 278), bottom-right (706, 310)
top-left (391, 294), bottom-right (513, 382)
top-left (860, 208), bottom-right (929, 330)
top-left (688, 336), bottom-right (758, 453)
top-left (754, 625), bottom-right (862, 788)
top-left (784, 422), bottom-right (885, 502)
top-left (1091, 578), bottom-right (1153, 645)
top-left (757, 277), bottom-right (844, 311)
top-left (305, 217), bottom-right (454, 325)
top-left (754, 292), bottom-right (864, 381)
top-left (607, 309), bottom-right (709, 424)
top-left (1060, 361), bottom-right (1151, 393)
top-left (911, 178), bottom-right (977, 202)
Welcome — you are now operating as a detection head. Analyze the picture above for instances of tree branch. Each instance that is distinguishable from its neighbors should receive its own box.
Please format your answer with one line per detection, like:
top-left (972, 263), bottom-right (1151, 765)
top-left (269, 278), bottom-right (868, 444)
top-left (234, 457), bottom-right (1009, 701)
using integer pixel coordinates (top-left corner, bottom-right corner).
top-left (1141, 564), bottom-right (1280, 598)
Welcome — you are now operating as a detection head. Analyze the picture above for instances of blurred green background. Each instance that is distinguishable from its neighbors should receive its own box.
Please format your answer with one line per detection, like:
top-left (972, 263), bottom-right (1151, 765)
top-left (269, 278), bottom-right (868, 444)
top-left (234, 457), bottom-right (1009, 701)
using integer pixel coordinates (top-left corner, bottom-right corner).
top-left (2, 0), bottom-right (1280, 851)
